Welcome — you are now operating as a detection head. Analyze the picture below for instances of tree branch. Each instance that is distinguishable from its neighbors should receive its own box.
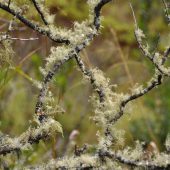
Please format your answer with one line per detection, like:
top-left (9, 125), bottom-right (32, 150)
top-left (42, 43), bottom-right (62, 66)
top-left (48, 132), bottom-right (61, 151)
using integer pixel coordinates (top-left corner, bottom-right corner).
top-left (0, 2), bottom-right (69, 44)
top-left (31, 0), bottom-right (49, 25)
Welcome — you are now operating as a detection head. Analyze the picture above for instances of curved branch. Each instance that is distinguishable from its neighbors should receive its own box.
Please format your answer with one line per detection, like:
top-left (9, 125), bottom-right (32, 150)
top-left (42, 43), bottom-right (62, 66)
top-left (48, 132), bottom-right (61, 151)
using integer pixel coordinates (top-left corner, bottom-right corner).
top-left (35, 0), bottom-right (112, 121)
top-left (0, 2), bottom-right (69, 44)
top-left (31, 0), bottom-right (49, 25)
top-left (0, 118), bottom-right (62, 155)
top-left (101, 150), bottom-right (170, 170)
top-left (110, 71), bottom-right (163, 123)
top-left (75, 55), bottom-right (105, 102)
top-left (162, 0), bottom-right (170, 24)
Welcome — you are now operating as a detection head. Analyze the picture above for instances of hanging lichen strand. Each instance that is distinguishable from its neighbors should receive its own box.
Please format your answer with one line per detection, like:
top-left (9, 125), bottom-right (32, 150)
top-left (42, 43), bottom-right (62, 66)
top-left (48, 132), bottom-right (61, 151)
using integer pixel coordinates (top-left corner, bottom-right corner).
top-left (0, 0), bottom-right (170, 169)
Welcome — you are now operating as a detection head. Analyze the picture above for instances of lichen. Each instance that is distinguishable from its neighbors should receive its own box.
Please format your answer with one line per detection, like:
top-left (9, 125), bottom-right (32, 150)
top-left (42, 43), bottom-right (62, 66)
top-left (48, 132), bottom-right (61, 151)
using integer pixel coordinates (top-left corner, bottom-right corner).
top-left (135, 28), bottom-right (145, 43)
top-left (45, 46), bottom-right (71, 71)
top-left (165, 134), bottom-right (170, 152)
top-left (69, 21), bottom-right (97, 45)
top-left (0, 39), bottom-right (14, 66)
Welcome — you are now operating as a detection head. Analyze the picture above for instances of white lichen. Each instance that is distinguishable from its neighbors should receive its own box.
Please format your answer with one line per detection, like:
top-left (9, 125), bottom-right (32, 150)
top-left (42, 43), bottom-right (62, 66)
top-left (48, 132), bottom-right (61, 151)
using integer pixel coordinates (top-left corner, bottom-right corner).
top-left (44, 91), bottom-right (65, 115)
top-left (69, 21), bottom-right (97, 45)
top-left (165, 134), bottom-right (170, 152)
top-left (153, 52), bottom-right (162, 65)
top-left (0, 39), bottom-right (14, 66)
top-left (45, 46), bottom-right (71, 71)
top-left (32, 79), bottom-right (43, 89)
top-left (87, 0), bottom-right (100, 10)
top-left (117, 141), bottom-right (143, 161)
top-left (135, 28), bottom-right (145, 43)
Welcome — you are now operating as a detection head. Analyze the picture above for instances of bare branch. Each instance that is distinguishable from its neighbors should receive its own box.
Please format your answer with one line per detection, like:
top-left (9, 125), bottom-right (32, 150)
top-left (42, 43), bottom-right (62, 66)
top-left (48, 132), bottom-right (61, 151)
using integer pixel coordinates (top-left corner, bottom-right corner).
top-left (10, 37), bottom-right (39, 41)
top-left (31, 0), bottom-right (49, 25)
top-left (75, 55), bottom-right (105, 102)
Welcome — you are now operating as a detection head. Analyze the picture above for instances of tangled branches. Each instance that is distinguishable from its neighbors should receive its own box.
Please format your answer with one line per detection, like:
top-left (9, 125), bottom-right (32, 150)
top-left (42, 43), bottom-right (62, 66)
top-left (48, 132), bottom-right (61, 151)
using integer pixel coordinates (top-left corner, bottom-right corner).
top-left (0, 0), bottom-right (170, 169)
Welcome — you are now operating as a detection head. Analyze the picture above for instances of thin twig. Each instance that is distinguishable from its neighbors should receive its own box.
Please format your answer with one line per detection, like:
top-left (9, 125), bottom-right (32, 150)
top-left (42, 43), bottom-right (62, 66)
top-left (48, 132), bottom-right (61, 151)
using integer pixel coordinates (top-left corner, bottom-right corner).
top-left (31, 0), bottom-right (49, 25)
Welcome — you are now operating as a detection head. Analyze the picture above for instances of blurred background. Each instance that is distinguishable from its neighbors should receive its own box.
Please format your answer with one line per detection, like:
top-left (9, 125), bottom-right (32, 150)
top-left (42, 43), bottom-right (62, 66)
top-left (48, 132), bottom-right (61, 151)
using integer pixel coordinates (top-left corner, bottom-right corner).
top-left (0, 0), bottom-right (170, 167)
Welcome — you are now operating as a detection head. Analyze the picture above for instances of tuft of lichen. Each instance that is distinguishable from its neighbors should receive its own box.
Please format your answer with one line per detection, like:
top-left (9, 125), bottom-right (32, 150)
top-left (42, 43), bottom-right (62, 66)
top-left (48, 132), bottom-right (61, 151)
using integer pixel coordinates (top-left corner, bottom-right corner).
top-left (0, 39), bottom-right (14, 66)
top-left (45, 46), bottom-right (71, 71)
top-left (165, 134), bottom-right (170, 152)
